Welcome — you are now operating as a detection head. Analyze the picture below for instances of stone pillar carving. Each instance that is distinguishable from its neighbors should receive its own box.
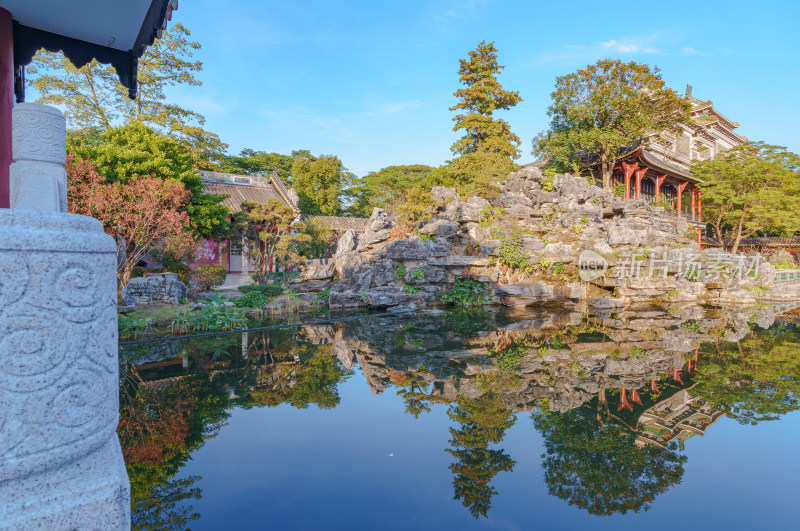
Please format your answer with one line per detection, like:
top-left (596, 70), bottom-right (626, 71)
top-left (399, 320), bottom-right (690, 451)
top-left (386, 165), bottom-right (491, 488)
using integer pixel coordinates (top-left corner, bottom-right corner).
top-left (9, 103), bottom-right (68, 211)
top-left (0, 105), bottom-right (130, 529)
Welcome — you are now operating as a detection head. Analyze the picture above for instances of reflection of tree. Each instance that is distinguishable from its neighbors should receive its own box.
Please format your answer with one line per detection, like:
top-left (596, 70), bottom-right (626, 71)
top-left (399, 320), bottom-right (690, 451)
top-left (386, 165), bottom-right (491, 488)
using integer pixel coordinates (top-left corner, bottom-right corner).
top-left (290, 344), bottom-right (351, 409)
top-left (395, 372), bottom-right (432, 418)
top-left (693, 326), bottom-right (800, 424)
top-left (243, 343), bottom-right (352, 410)
top-left (120, 367), bottom-right (231, 530)
top-left (532, 405), bottom-right (686, 516)
top-left (131, 472), bottom-right (201, 531)
top-left (446, 394), bottom-right (517, 518)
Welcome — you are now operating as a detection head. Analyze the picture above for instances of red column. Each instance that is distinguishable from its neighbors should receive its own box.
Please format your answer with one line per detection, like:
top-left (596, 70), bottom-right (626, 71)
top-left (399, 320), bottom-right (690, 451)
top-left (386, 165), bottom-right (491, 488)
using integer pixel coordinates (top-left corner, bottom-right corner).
top-left (655, 174), bottom-right (666, 202)
top-left (677, 181), bottom-right (688, 214)
top-left (622, 162), bottom-right (637, 200)
top-left (691, 187), bottom-right (697, 220)
top-left (0, 8), bottom-right (13, 209)
top-left (634, 168), bottom-right (647, 199)
top-left (698, 191), bottom-right (702, 222)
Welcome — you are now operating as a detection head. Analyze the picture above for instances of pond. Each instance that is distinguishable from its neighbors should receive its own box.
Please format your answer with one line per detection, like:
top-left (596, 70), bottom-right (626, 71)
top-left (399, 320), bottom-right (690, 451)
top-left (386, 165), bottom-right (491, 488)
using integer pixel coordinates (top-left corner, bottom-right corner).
top-left (119, 303), bottom-right (800, 530)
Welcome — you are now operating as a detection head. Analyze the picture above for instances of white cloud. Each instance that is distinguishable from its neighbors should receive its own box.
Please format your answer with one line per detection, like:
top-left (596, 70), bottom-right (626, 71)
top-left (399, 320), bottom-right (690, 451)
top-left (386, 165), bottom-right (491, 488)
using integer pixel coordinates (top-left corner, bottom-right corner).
top-left (533, 33), bottom-right (734, 65)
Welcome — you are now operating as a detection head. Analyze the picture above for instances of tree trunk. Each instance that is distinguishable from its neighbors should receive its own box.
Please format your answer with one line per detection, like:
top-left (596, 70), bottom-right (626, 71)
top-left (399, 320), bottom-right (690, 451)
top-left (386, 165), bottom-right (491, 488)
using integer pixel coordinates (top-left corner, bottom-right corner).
top-left (730, 211), bottom-right (747, 255)
top-left (600, 152), bottom-right (613, 191)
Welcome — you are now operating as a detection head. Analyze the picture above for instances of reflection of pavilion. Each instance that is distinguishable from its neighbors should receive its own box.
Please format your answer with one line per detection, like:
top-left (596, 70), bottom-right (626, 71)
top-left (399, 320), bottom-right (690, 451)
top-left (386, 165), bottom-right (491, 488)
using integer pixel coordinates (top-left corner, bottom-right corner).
top-left (635, 385), bottom-right (724, 448)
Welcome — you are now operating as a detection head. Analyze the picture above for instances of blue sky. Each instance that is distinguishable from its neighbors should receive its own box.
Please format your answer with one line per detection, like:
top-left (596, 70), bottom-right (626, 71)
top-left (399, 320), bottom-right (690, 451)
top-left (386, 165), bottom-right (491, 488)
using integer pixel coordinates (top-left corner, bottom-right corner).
top-left (167, 0), bottom-right (799, 176)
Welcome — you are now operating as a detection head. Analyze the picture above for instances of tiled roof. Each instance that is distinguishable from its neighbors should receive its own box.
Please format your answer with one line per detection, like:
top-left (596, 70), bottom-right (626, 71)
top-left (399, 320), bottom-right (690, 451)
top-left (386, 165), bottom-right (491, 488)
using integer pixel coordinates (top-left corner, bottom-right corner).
top-left (199, 170), bottom-right (299, 214)
top-left (202, 182), bottom-right (288, 214)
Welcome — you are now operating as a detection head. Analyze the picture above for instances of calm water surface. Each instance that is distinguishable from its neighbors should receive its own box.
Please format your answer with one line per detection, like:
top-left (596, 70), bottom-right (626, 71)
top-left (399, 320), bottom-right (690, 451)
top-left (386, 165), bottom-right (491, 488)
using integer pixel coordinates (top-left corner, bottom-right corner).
top-left (119, 304), bottom-right (800, 530)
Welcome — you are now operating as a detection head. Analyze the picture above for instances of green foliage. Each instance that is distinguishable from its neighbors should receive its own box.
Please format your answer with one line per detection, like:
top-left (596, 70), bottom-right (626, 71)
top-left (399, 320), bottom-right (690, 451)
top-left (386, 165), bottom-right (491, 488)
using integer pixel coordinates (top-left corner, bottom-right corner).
top-left (232, 199), bottom-right (301, 284)
top-left (693, 326), bottom-right (800, 425)
top-left (29, 23), bottom-right (227, 170)
top-left (684, 268), bottom-right (701, 281)
top-left (293, 218), bottom-right (334, 259)
top-left (552, 262), bottom-right (565, 276)
top-left (402, 285), bottom-right (419, 295)
top-left (291, 154), bottom-right (354, 215)
top-left (411, 269), bottom-right (425, 280)
top-left (221, 149), bottom-right (296, 183)
top-left (418, 233), bottom-right (435, 242)
top-left (118, 315), bottom-right (158, 339)
top-left (395, 263), bottom-right (407, 280)
top-left (446, 395), bottom-right (517, 518)
top-left (497, 235), bottom-right (535, 275)
top-left (190, 263), bottom-right (226, 291)
top-left (441, 277), bottom-right (488, 308)
top-left (69, 121), bottom-right (230, 239)
top-left (681, 320), bottom-right (702, 333)
top-left (170, 299), bottom-right (247, 334)
top-left (446, 41), bottom-right (522, 197)
top-left (694, 142), bottom-right (800, 253)
top-left (487, 336), bottom-right (539, 372)
top-left (233, 290), bottom-right (270, 309)
top-left (532, 405), bottom-right (686, 516)
top-left (239, 284), bottom-right (284, 297)
top-left (316, 288), bottom-right (331, 302)
top-left (534, 59), bottom-right (690, 190)
top-left (347, 164), bottom-right (433, 217)
top-left (541, 174), bottom-right (555, 192)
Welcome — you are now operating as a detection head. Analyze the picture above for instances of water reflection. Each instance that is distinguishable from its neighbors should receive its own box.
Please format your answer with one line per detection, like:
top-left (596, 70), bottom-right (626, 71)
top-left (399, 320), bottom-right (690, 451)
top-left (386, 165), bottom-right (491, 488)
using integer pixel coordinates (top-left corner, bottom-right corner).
top-left (119, 303), bottom-right (800, 525)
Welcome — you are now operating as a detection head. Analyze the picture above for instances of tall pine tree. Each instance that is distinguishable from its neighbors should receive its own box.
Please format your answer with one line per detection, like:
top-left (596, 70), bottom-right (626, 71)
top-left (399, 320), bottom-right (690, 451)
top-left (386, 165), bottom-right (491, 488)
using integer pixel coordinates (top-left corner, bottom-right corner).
top-left (445, 41), bottom-right (522, 197)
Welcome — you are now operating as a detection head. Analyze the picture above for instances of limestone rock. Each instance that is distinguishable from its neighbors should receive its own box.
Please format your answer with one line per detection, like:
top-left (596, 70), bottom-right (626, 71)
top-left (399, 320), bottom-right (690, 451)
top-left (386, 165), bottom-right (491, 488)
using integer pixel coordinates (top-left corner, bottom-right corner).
top-left (300, 259), bottom-right (335, 280)
top-left (122, 273), bottom-right (187, 306)
top-left (386, 237), bottom-right (449, 260)
top-left (419, 219), bottom-right (460, 239)
top-left (336, 229), bottom-right (358, 254)
top-left (431, 186), bottom-right (460, 204)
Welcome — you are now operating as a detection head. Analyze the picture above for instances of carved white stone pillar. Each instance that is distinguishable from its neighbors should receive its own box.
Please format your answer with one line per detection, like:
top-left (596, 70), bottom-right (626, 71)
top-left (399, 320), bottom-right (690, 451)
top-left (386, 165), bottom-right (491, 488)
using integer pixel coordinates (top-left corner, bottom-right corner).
top-left (9, 103), bottom-right (68, 212)
top-left (0, 105), bottom-right (130, 529)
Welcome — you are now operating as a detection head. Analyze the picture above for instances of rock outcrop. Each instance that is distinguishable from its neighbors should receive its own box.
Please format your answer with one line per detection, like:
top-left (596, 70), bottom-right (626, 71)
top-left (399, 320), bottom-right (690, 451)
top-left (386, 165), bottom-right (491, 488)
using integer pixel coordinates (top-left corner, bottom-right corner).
top-left (121, 272), bottom-right (187, 307)
top-left (292, 165), bottom-right (786, 309)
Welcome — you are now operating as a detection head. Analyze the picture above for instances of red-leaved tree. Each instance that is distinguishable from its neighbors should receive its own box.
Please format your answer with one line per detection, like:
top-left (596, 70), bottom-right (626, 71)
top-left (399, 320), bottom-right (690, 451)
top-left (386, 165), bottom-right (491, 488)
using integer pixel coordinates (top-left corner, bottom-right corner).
top-left (67, 153), bottom-right (195, 287)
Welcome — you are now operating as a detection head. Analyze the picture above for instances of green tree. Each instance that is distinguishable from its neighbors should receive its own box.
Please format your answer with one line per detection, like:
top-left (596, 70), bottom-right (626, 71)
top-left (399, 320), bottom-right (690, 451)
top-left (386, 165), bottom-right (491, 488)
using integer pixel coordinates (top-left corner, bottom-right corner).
top-left (693, 142), bottom-right (800, 253)
top-left (221, 149), bottom-right (297, 183)
top-left (28, 23), bottom-right (227, 169)
top-left (291, 154), bottom-right (353, 215)
top-left (232, 199), bottom-right (299, 284)
top-left (293, 217), bottom-right (334, 259)
top-left (534, 59), bottom-right (690, 190)
top-left (69, 121), bottom-right (230, 239)
top-left (446, 394), bottom-right (517, 518)
top-left (446, 41), bottom-right (521, 197)
top-left (347, 164), bottom-right (433, 217)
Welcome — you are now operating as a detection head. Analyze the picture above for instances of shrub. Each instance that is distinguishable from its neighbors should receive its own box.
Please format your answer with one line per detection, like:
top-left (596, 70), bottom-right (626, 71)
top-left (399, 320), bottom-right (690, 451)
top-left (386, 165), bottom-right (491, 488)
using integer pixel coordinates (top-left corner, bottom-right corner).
top-left (395, 263), bottom-right (407, 280)
top-left (234, 291), bottom-right (270, 308)
top-left (191, 263), bottom-right (227, 291)
top-left (316, 288), bottom-right (331, 302)
top-left (441, 277), bottom-right (488, 307)
top-left (239, 284), bottom-right (284, 297)
top-left (411, 268), bottom-right (425, 280)
top-left (497, 236), bottom-right (535, 275)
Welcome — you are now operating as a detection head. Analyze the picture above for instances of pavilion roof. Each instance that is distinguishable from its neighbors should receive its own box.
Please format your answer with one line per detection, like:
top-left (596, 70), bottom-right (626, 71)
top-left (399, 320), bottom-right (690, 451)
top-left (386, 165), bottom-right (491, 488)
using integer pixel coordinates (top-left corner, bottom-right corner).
top-left (199, 170), bottom-right (300, 215)
top-left (3, 0), bottom-right (178, 101)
